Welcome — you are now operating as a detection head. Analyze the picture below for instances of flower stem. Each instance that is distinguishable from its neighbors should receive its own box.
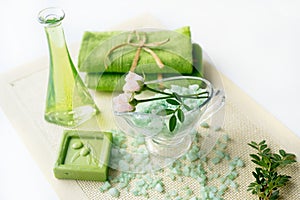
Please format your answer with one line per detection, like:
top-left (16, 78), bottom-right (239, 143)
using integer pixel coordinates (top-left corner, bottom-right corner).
top-left (144, 85), bottom-right (171, 96)
top-left (177, 91), bottom-right (209, 98)
top-left (180, 96), bottom-right (209, 99)
top-left (136, 96), bottom-right (171, 103)
top-left (144, 84), bottom-right (209, 99)
top-left (135, 85), bottom-right (209, 105)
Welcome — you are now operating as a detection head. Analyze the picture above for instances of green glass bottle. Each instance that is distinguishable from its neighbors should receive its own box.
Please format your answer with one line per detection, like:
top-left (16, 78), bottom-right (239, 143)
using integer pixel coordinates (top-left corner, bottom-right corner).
top-left (38, 7), bottom-right (99, 127)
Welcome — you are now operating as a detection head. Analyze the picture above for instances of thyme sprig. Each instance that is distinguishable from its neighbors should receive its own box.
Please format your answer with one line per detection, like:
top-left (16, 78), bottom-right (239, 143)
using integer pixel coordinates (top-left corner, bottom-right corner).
top-left (247, 140), bottom-right (297, 200)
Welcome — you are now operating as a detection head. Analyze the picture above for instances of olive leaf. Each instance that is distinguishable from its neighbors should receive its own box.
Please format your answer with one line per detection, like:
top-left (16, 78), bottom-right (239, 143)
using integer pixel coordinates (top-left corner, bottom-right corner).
top-left (177, 109), bottom-right (185, 123)
top-left (183, 104), bottom-right (192, 111)
top-left (169, 115), bottom-right (177, 132)
top-left (166, 99), bottom-right (180, 105)
top-left (165, 98), bottom-right (187, 131)
top-left (156, 109), bottom-right (174, 116)
top-left (173, 92), bottom-right (182, 103)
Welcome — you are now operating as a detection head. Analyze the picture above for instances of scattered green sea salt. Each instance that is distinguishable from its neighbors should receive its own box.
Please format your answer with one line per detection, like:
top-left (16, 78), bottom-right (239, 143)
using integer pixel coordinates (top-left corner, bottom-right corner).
top-left (174, 196), bottom-right (183, 200)
top-left (185, 188), bottom-right (193, 196)
top-left (131, 188), bottom-right (140, 196)
top-left (218, 184), bottom-right (228, 195)
top-left (210, 186), bottom-right (218, 193)
top-left (108, 187), bottom-right (120, 197)
top-left (219, 176), bottom-right (226, 183)
top-left (99, 181), bottom-right (111, 192)
top-left (171, 167), bottom-right (182, 175)
top-left (164, 195), bottom-right (172, 200)
top-left (169, 189), bottom-right (178, 197)
top-left (228, 165), bottom-right (235, 171)
top-left (221, 134), bottom-right (230, 142)
top-left (154, 182), bottom-right (164, 193)
top-left (214, 126), bottom-right (222, 132)
top-left (211, 157), bottom-right (221, 165)
top-left (215, 150), bottom-right (225, 159)
top-left (186, 152), bottom-right (198, 162)
top-left (227, 171), bottom-right (238, 180)
top-left (131, 185), bottom-right (149, 197)
top-left (177, 176), bottom-right (183, 182)
top-left (209, 173), bottom-right (220, 181)
top-left (236, 159), bottom-right (245, 167)
top-left (100, 129), bottom-right (244, 199)
top-left (224, 153), bottom-right (231, 161)
top-left (117, 182), bottom-right (127, 189)
top-left (200, 122), bottom-right (210, 128)
top-left (182, 186), bottom-right (189, 190)
top-left (135, 179), bottom-right (145, 187)
top-left (200, 156), bottom-right (207, 162)
top-left (168, 173), bottom-right (176, 181)
top-left (182, 166), bottom-right (190, 176)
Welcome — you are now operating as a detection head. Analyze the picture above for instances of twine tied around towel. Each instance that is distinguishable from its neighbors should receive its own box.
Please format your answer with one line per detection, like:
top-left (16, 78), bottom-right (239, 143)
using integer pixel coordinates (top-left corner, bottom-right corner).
top-left (105, 30), bottom-right (170, 72)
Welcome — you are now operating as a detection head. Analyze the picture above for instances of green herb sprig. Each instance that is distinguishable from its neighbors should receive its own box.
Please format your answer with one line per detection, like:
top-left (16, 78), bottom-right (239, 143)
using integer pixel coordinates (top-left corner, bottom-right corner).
top-left (156, 97), bottom-right (189, 132)
top-left (247, 140), bottom-right (297, 200)
top-left (135, 86), bottom-right (208, 132)
top-left (116, 72), bottom-right (209, 132)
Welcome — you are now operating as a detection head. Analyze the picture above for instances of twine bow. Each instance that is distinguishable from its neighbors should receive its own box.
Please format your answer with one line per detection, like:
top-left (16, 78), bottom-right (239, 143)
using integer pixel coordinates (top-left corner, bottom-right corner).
top-left (105, 31), bottom-right (170, 72)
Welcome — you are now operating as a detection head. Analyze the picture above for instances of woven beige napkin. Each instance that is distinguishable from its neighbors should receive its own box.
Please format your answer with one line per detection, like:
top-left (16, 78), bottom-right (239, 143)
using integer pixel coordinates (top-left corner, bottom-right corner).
top-left (75, 101), bottom-right (300, 200)
top-left (7, 67), bottom-right (299, 199)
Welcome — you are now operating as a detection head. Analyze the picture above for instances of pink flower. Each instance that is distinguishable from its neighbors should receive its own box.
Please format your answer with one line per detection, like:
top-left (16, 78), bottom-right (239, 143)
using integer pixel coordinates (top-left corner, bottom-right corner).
top-left (112, 93), bottom-right (135, 112)
top-left (123, 72), bottom-right (144, 93)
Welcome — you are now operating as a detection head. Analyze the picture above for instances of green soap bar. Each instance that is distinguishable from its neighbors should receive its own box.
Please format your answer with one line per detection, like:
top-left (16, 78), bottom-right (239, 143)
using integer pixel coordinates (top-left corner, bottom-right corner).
top-left (54, 130), bottom-right (112, 181)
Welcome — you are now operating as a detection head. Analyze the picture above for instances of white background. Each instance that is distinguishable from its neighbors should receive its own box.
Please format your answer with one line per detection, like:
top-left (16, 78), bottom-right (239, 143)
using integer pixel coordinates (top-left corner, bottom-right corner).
top-left (1, 0), bottom-right (300, 199)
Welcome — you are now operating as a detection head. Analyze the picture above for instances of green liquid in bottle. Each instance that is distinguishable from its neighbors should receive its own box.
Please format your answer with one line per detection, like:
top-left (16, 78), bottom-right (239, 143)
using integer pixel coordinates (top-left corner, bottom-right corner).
top-left (39, 8), bottom-right (99, 127)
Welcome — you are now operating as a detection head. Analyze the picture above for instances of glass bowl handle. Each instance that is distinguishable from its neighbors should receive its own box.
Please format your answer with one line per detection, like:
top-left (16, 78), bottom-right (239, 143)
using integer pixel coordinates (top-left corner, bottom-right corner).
top-left (200, 89), bottom-right (225, 123)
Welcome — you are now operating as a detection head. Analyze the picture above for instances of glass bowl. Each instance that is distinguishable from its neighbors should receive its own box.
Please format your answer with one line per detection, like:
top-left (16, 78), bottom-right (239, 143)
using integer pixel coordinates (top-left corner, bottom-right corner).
top-left (113, 76), bottom-right (225, 159)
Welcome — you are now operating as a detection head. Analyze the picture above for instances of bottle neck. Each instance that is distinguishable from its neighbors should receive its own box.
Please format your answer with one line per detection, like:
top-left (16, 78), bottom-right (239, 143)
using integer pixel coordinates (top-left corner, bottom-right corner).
top-left (38, 7), bottom-right (68, 57)
top-left (45, 24), bottom-right (68, 53)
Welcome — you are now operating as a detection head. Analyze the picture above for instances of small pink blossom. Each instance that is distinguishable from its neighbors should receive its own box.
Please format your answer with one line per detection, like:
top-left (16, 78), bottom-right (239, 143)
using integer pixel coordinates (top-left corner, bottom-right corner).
top-left (123, 81), bottom-right (141, 93)
top-left (113, 93), bottom-right (135, 112)
top-left (125, 71), bottom-right (144, 82)
top-left (123, 72), bottom-right (144, 93)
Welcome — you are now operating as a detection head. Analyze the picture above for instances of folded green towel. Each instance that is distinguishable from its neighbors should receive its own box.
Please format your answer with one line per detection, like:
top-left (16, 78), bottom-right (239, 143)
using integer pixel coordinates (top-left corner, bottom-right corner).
top-left (85, 43), bottom-right (203, 92)
top-left (78, 27), bottom-right (193, 74)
